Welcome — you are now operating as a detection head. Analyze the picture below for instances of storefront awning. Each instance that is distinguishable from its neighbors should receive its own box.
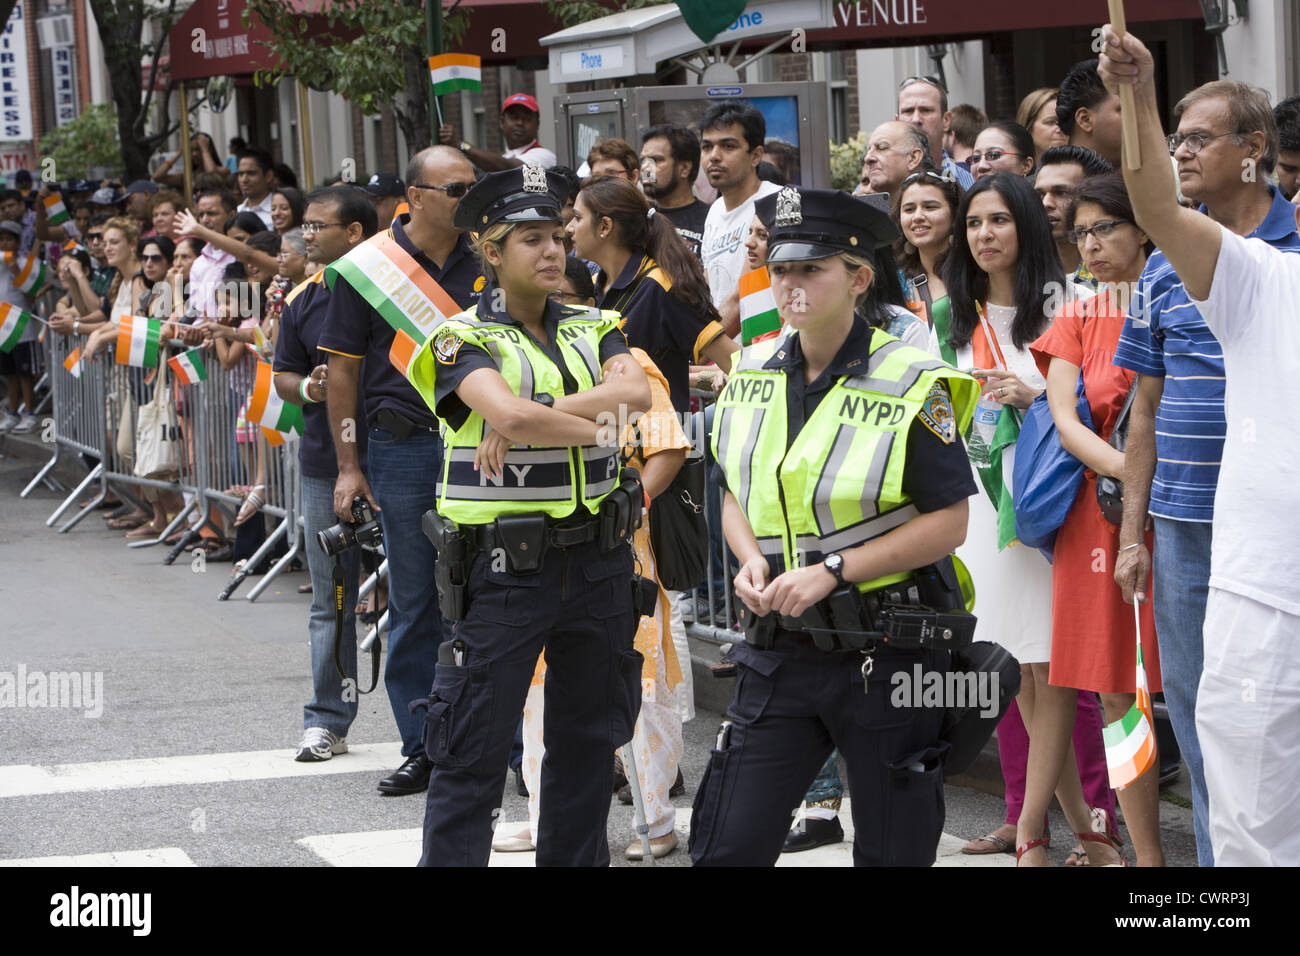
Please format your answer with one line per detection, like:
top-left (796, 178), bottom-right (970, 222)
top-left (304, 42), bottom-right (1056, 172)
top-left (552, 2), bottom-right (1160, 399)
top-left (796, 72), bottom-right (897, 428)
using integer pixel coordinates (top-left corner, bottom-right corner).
top-left (807, 0), bottom-right (1204, 47)
top-left (168, 0), bottom-right (328, 82)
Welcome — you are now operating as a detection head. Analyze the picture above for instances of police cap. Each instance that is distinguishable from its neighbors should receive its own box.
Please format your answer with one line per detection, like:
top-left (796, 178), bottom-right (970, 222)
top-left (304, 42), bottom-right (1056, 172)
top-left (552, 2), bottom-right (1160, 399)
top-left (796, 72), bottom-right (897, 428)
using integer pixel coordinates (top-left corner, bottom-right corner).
top-left (756, 186), bottom-right (901, 263)
top-left (453, 164), bottom-right (564, 231)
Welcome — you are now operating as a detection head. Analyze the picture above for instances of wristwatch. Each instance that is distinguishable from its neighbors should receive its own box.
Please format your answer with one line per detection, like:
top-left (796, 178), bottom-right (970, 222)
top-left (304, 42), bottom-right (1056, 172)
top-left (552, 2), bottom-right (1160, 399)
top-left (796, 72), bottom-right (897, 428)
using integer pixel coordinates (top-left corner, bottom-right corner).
top-left (533, 393), bottom-right (554, 408)
top-left (459, 140), bottom-right (474, 155)
top-left (822, 552), bottom-right (845, 586)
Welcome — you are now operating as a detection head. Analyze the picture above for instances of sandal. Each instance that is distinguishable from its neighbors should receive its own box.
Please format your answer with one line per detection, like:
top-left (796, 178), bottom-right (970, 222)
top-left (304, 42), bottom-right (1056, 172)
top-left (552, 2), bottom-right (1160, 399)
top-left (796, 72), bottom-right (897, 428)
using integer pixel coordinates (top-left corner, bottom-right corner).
top-left (230, 558), bottom-right (249, 579)
top-left (1015, 836), bottom-right (1050, 866)
top-left (107, 512), bottom-right (150, 530)
top-left (1065, 846), bottom-right (1088, 866)
top-left (298, 582), bottom-right (313, 594)
top-left (1077, 808), bottom-right (1127, 867)
top-left (234, 485), bottom-right (266, 526)
top-left (125, 523), bottom-right (165, 539)
top-left (964, 831), bottom-right (1014, 855)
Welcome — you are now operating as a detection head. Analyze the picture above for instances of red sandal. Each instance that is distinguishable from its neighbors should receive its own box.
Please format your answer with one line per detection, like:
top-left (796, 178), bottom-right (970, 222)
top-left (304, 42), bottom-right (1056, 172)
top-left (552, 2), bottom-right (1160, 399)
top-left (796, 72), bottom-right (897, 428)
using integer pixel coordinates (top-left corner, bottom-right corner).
top-left (1077, 808), bottom-right (1127, 866)
top-left (1015, 836), bottom-right (1050, 865)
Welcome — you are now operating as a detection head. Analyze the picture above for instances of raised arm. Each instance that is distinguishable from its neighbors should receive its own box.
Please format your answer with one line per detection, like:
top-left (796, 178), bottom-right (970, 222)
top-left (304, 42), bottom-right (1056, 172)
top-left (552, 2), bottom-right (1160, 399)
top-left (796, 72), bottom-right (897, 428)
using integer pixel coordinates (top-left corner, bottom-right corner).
top-left (1098, 25), bottom-right (1222, 300)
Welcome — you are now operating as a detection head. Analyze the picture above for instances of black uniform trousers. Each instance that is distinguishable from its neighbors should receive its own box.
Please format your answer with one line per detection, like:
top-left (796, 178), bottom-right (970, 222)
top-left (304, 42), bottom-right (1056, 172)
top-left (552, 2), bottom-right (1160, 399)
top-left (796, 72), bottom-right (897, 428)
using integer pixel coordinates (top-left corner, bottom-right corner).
top-left (690, 632), bottom-right (951, 866)
top-left (418, 538), bottom-right (641, 867)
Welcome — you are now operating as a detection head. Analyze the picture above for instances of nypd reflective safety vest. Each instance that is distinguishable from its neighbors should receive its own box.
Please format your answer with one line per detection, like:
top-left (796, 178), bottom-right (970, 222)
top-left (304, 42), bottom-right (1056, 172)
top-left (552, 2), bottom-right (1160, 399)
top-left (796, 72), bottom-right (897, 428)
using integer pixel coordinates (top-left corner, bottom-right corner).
top-left (712, 328), bottom-right (979, 592)
top-left (407, 304), bottom-right (623, 525)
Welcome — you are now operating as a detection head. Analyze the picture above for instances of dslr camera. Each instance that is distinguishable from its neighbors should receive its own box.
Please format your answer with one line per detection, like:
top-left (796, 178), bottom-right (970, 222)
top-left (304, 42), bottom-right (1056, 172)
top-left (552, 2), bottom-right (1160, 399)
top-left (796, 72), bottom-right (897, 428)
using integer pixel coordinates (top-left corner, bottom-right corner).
top-left (317, 497), bottom-right (383, 556)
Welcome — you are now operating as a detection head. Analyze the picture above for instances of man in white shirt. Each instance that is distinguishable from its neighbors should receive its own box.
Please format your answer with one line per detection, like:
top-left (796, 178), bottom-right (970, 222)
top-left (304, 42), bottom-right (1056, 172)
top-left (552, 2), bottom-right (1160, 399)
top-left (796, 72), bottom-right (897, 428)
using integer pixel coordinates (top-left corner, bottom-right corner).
top-left (1101, 24), bottom-right (1300, 867)
top-left (699, 101), bottom-right (781, 338)
top-left (235, 147), bottom-right (276, 229)
top-left (439, 94), bottom-right (557, 173)
top-left (188, 188), bottom-right (238, 320)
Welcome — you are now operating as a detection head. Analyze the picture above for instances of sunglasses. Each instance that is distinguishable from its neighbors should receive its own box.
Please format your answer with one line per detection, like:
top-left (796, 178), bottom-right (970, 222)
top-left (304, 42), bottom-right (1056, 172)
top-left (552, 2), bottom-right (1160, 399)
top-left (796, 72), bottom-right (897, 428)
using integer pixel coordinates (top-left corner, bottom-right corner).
top-left (86, 232), bottom-right (103, 241)
top-left (899, 74), bottom-right (948, 94)
top-left (141, 253), bottom-right (168, 263)
top-left (412, 182), bottom-right (471, 198)
top-left (901, 170), bottom-right (955, 190)
top-left (969, 148), bottom-right (1026, 166)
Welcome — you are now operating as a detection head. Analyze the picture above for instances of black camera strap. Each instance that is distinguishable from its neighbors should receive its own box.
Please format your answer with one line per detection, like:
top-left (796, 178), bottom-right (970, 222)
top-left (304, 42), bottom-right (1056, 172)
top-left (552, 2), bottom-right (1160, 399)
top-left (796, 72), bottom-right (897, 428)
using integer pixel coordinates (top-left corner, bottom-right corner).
top-left (334, 556), bottom-right (380, 694)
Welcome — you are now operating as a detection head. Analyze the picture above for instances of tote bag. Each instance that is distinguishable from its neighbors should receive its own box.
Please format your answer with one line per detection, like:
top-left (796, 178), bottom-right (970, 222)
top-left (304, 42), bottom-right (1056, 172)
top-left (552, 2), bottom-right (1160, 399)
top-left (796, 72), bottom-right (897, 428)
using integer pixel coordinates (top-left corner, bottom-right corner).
top-left (1012, 371), bottom-right (1095, 558)
top-left (134, 357), bottom-right (182, 479)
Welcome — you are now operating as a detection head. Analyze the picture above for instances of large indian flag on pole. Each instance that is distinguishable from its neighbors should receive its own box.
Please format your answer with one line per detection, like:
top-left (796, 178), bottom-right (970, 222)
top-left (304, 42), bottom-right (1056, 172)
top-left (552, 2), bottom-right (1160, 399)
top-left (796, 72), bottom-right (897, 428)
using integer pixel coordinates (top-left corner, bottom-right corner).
top-left (0, 302), bottom-right (31, 352)
top-left (248, 359), bottom-right (304, 446)
top-left (167, 347), bottom-right (208, 385)
top-left (428, 53), bottom-right (482, 96)
top-left (738, 267), bottom-right (781, 346)
top-left (324, 232), bottom-right (463, 377)
top-left (114, 314), bottom-right (163, 367)
top-left (1103, 603), bottom-right (1158, 790)
top-left (15, 254), bottom-right (49, 297)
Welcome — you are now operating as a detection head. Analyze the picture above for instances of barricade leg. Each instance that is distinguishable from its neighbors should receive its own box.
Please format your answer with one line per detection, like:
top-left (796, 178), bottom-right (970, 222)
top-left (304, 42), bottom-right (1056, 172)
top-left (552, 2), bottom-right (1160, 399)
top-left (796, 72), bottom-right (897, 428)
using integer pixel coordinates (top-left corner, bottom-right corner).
top-left (48, 464), bottom-right (104, 529)
top-left (127, 494), bottom-right (192, 549)
top-left (245, 522), bottom-right (302, 602)
top-left (218, 516), bottom-right (288, 600)
top-left (21, 450), bottom-right (60, 498)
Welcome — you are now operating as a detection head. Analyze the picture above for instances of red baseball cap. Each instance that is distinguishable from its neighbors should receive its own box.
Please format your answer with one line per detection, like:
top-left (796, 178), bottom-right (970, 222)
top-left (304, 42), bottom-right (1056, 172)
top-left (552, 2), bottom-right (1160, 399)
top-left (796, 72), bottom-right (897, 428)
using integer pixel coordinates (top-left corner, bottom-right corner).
top-left (501, 93), bottom-right (540, 115)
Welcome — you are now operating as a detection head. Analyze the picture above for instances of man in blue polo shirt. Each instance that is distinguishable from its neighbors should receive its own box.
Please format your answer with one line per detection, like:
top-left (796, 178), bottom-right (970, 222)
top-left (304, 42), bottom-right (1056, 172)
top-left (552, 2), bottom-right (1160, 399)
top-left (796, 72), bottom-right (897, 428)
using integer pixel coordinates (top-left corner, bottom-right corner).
top-left (273, 186), bottom-right (377, 762)
top-left (1112, 79), bottom-right (1299, 867)
top-left (318, 145), bottom-right (483, 796)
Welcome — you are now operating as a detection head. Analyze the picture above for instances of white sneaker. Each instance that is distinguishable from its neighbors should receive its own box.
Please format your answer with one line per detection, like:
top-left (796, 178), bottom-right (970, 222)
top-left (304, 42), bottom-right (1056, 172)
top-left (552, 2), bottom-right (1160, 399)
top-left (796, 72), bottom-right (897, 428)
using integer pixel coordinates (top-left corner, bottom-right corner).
top-left (294, 727), bottom-right (347, 762)
top-left (0, 412), bottom-right (18, 432)
top-left (11, 413), bottom-right (37, 434)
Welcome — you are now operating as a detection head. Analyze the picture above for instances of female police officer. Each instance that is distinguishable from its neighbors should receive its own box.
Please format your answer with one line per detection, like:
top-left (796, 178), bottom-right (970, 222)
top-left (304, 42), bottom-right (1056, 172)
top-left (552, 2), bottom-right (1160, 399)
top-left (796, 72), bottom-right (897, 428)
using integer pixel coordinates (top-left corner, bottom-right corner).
top-left (690, 187), bottom-right (981, 866)
top-left (403, 165), bottom-right (652, 866)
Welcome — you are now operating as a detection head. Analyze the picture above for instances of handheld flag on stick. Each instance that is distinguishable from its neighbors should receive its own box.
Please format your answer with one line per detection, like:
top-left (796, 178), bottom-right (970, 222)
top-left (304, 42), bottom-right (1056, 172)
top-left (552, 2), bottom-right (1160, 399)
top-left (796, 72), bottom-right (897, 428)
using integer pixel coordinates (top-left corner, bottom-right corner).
top-left (0, 302), bottom-right (31, 352)
top-left (114, 315), bottom-right (163, 367)
top-left (1103, 601), bottom-right (1158, 789)
top-left (64, 347), bottom-right (84, 379)
top-left (167, 347), bottom-right (209, 385)
top-left (738, 267), bottom-right (782, 346)
top-left (248, 360), bottom-right (304, 446)
top-left (1107, 0), bottom-right (1142, 170)
top-left (14, 254), bottom-right (49, 297)
top-left (428, 54), bottom-right (482, 96)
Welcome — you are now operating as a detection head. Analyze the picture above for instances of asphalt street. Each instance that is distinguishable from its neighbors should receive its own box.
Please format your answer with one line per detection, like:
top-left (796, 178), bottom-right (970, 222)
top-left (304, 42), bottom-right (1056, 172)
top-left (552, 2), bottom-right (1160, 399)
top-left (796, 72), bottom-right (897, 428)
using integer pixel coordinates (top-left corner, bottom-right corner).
top-left (0, 446), bottom-right (1199, 867)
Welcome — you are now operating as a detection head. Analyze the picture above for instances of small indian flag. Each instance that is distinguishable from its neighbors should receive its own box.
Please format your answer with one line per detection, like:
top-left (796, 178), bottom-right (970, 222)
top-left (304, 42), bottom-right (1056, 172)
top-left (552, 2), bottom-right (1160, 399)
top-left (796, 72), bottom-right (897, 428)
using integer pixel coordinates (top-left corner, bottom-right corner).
top-left (247, 359), bottom-right (304, 445)
top-left (64, 347), bottom-right (84, 379)
top-left (168, 347), bottom-right (208, 385)
top-left (43, 192), bottom-right (71, 226)
top-left (738, 267), bottom-right (782, 346)
top-left (1102, 603), bottom-right (1158, 790)
top-left (115, 314), bottom-right (163, 367)
top-left (15, 254), bottom-right (49, 297)
top-left (428, 53), bottom-right (482, 96)
top-left (0, 302), bottom-right (31, 352)
top-left (389, 328), bottom-right (420, 377)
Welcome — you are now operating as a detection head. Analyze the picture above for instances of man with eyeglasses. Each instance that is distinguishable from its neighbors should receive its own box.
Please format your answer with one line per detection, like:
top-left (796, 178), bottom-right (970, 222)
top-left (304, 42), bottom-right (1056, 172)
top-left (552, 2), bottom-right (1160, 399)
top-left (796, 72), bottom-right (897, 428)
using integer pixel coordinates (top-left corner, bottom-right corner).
top-left (273, 186), bottom-right (379, 764)
top-left (896, 75), bottom-right (974, 190)
top-left (317, 145), bottom-right (483, 796)
top-left (1111, 78), bottom-right (1299, 868)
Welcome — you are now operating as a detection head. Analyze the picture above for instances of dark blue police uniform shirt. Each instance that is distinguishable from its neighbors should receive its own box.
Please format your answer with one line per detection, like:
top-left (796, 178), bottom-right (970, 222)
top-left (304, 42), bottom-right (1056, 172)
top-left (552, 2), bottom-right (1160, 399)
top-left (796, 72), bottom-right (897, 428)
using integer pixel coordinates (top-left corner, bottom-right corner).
top-left (273, 271), bottom-right (367, 479)
top-left (317, 215), bottom-right (482, 428)
top-left (712, 318), bottom-right (976, 513)
top-left (598, 251), bottom-right (727, 414)
top-left (431, 287), bottom-right (631, 432)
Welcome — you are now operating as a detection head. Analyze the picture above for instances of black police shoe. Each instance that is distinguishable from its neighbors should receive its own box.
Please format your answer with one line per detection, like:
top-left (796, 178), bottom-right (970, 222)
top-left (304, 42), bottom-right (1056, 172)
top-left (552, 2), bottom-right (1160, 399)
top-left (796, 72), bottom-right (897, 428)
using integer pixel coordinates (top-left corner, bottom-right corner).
top-left (514, 766), bottom-right (528, 797)
top-left (782, 816), bottom-right (844, 853)
top-left (377, 754), bottom-right (433, 796)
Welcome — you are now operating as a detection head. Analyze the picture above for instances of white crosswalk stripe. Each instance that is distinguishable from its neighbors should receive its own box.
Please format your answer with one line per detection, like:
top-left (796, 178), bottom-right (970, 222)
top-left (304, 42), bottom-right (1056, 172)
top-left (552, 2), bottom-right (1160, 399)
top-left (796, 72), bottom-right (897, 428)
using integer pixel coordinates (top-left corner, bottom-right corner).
top-left (0, 848), bottom-right (196, 867)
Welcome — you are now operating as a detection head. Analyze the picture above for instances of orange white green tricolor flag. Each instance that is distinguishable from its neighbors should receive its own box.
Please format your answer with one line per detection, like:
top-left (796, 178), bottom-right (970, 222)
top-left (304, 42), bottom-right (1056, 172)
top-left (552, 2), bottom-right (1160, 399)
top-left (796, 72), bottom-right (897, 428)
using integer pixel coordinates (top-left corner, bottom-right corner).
top-left (15, 253), bottom-right (49, 297)
top-left (167, 347), bottom-right (208, 385)
top-left (115, 314), bottom-right (163, 367)
top-left (428, 53), bottom-right (482, 96)
top-left (0, 302), bottom-right (31, 352)
top-left (64, 347), bottom-right (84, 379)
top-left (248, 359), bottom-right (304, 447)
top-left (738, 267), bottom-right (782, 346)
top-left (1103, 604), bottom-right (1157, 790)
top-left (43, 192), bottom-right (77, 238)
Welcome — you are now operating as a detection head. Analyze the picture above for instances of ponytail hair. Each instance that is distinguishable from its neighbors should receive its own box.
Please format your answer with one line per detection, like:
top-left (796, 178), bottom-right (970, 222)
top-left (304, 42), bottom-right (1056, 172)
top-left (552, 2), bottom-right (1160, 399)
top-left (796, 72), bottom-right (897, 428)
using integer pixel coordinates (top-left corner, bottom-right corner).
top-left (576, 176), bottom-right (716, 319)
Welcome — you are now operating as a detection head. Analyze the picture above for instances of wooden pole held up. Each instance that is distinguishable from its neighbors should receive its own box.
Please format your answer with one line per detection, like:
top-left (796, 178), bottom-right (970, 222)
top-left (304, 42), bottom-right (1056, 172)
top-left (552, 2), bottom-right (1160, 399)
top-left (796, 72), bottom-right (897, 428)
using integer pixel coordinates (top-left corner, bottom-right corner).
top-left (1108, 0), bottom-right (1143, 170)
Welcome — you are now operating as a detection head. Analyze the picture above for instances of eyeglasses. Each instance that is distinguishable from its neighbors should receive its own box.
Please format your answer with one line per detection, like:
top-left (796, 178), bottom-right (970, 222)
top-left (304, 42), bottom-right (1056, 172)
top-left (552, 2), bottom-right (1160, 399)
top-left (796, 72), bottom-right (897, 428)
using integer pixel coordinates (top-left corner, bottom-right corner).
top-left (1166, 131), bottom-right (1239, 155)
top-left (901, 170), bottom-right (954, 190)
top-left (412, 182), bottom-right (471, 198)
top-left (141, 253), bottom-right (168, 263)
top-left (899, 74), bottom-right (947, 94)
top-left (548, 290), bottom-right (587, 303)
top-left (1066, 219), bottom-right (1131, 243)
top-left (968, 148), bottom-right (1026, 166)
top-left (300, 221), bottom-right (345, 235)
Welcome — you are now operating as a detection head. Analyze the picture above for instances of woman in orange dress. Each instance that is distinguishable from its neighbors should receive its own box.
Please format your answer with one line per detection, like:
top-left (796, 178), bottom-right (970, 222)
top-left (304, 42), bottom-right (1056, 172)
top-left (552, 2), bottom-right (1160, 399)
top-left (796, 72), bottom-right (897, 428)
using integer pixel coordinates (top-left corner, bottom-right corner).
top-left (1023, 173), bottom-right (1163, 866)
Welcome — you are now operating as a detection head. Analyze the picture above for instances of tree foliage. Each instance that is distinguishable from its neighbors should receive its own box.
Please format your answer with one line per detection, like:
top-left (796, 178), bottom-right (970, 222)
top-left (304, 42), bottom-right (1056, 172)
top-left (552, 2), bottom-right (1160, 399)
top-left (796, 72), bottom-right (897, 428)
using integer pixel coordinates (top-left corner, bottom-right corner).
top-left (245, 0), bottom-right (470, 155)
top-left (39, 104), bottom-right (123, 181)
top-left (830, 130), bottom-right (867, 192)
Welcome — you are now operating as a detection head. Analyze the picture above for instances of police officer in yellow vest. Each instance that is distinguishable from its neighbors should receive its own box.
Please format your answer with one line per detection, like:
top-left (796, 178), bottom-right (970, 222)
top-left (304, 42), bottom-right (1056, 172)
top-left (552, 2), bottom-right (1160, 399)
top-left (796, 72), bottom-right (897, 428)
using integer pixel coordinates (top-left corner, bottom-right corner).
top-left (690, 187), bottom-right (982, 866)
top-left (405, 165), bottom-right (653, 866)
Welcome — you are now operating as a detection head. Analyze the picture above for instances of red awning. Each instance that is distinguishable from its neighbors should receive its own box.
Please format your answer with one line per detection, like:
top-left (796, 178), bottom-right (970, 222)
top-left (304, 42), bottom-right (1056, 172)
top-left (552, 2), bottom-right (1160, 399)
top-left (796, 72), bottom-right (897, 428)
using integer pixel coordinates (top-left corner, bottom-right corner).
top-left (168, 0), bottom-right (331, 82)
top-left (445, 0), bottom-right (565, 65)
top-left (808, 0), bottom-right (1204, 46)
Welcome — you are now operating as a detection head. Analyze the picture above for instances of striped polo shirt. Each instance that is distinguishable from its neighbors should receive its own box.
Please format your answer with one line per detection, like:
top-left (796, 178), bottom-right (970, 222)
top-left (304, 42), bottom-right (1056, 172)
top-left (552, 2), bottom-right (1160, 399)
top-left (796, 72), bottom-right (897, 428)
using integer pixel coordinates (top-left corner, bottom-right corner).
top-left (1113, 186), bottom-right (1300, 522)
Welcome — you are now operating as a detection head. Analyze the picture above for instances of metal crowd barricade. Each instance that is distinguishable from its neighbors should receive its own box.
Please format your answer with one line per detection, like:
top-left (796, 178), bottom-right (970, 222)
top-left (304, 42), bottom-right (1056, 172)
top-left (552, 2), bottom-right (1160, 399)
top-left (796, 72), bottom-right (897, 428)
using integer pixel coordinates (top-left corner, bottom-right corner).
top-left (680, 388), bottom-right (740, 647)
